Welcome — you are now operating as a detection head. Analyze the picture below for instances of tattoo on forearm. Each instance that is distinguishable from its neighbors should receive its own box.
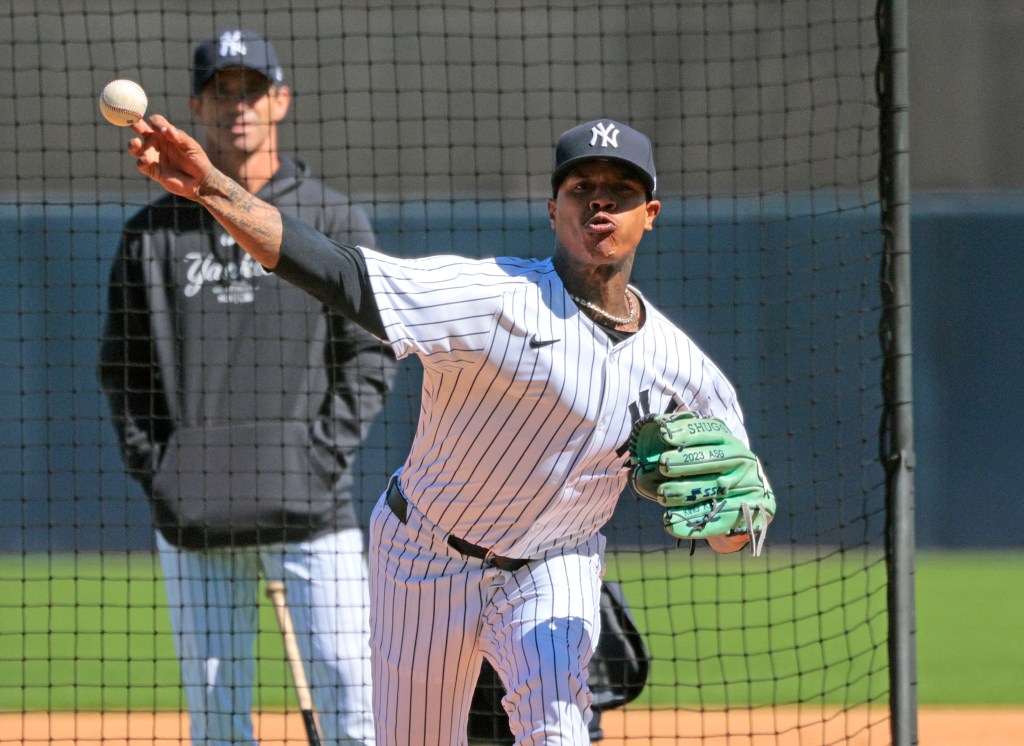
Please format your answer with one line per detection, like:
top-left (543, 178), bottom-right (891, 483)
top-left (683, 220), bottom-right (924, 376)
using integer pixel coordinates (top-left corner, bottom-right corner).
top-left (197, 170), bottom-right (276, 241)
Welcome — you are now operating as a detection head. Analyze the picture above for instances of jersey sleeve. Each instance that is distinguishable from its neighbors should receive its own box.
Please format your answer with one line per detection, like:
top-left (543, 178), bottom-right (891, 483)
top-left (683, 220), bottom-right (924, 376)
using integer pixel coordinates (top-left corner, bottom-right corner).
top-left (688, 354), bottom-right (749, 446)
top-left (649, 308), bottom-right (750, 447)
top-left (360, 248), bottom-right (510, 362)
top-left (274, 212), bottom-right (387, 340)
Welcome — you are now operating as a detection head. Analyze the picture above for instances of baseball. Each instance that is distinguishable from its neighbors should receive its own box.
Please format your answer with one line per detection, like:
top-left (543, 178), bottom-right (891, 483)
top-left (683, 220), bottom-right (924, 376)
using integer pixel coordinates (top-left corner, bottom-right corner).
top-left (98, 79), bottom-right (148, 127)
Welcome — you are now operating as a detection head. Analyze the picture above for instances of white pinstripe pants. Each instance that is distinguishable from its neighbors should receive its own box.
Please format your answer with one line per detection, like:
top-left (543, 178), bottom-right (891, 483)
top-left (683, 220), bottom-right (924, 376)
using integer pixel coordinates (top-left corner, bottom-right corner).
top-left (157, 528), bottom-right (376, 746)
top-left (368, 490), bottom-right (604, 746)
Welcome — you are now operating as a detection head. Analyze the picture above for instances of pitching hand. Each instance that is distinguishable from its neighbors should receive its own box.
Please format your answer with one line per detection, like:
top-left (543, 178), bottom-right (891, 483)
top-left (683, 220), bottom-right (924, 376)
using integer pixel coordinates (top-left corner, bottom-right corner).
top-left (128, 114), bottom-right (215, 200)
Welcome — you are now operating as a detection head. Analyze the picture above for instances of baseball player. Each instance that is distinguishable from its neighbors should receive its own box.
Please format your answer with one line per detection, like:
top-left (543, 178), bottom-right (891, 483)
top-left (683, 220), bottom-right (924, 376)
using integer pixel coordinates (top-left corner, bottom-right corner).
top-left (99, 30), bottom-right (395, 745)
top-left (123, 113), bottom-right (773, 745)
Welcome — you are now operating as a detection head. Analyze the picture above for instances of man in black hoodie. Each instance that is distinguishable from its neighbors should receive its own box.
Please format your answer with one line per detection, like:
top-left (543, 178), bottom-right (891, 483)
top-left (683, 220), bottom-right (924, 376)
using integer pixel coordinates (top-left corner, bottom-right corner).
top-left (99, 29), bottom-right (395, 746)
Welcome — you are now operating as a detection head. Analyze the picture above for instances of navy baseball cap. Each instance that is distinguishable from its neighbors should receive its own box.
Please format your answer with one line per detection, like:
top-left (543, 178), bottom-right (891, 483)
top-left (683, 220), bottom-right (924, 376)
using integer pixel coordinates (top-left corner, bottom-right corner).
top-left (192, 29), bottom-right (285, 95)
top-left (551, 119), bottom-right (657, 197)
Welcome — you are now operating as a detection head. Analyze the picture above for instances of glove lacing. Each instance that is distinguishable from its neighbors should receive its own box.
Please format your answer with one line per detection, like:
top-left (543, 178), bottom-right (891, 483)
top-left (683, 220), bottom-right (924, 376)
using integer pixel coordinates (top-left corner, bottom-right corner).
top-left (741, 502), bottom-right (770, 557)
top-left (674, 500), bottom-right (769, 557)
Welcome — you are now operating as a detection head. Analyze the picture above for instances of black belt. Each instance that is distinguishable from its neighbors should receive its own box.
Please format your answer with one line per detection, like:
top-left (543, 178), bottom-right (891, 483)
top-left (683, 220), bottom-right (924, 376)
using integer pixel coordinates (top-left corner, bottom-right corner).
top-left (385, 480), bottom-right (531, 572)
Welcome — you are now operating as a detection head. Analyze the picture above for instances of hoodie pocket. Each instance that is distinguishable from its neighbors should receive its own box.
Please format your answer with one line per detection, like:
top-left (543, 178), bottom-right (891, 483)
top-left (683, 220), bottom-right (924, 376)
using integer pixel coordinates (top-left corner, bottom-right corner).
top-left (150, 420), bottom-right (333, 547)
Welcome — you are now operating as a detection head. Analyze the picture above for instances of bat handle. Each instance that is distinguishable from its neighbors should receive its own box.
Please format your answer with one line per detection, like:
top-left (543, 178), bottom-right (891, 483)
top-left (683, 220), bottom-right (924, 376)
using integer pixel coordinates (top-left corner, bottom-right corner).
top-left (265, 580), bottom-right (322, 746)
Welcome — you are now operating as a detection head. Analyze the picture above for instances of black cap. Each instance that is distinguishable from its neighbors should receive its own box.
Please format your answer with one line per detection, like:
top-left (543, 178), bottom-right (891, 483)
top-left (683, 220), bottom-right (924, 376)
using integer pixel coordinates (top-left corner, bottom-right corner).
top-left (551, 119), bottom-right (657, 197)
top-left (191, 29), bottom-right (285, 95)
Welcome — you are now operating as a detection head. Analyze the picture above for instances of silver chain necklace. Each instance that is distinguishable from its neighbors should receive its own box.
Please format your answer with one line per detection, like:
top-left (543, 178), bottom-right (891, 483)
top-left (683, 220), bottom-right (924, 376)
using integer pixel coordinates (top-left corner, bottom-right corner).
top-left (570, 290), bottom-right (637, 326)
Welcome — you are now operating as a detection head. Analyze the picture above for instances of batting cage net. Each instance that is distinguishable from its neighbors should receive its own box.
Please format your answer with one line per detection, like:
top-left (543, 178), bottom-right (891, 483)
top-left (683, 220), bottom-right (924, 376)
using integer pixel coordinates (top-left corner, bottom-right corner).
top-left (1, 1), bottom-right (907, 744)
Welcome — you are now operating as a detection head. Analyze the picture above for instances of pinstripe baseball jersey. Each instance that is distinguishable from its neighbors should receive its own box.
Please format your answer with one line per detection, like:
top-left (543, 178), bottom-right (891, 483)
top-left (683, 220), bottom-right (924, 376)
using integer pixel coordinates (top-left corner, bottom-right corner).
top-left (362, 248), bottom-right (748, 558)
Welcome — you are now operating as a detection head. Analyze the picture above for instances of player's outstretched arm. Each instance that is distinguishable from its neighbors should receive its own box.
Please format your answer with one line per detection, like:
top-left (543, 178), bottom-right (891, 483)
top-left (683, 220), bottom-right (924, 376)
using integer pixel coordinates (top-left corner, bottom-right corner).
top-left (128, 114), bottom-right (282, 269)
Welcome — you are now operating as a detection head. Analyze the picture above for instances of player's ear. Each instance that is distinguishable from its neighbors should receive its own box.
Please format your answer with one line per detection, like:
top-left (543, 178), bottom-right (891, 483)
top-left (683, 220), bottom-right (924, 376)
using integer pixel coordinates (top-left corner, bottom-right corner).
top-left (644, 198), bottom-right (661, 230)
top-left (187, 95), bottom-right (202, 119)
top-left (547, 197), bottom-right (557, 228)
top-left (269, 85), bottom-right (291, 123)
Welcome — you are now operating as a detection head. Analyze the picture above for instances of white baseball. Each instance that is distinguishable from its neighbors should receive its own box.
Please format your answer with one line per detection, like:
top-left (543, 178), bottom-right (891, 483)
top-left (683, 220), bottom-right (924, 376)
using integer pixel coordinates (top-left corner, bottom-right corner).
top-left (99, 79), bottom-right (148, 127)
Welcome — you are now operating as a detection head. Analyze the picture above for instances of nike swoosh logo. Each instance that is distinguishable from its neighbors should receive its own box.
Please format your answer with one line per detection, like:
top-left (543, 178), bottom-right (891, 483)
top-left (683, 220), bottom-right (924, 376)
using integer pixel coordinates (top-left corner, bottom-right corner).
top-left (529, 334), bottom-right (560, 349)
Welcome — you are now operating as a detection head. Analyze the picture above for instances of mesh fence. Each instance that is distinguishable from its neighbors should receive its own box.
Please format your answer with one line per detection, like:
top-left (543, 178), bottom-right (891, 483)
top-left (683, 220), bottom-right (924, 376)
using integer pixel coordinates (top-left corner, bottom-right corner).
top-left (1, 1), bottom-right (893, 743)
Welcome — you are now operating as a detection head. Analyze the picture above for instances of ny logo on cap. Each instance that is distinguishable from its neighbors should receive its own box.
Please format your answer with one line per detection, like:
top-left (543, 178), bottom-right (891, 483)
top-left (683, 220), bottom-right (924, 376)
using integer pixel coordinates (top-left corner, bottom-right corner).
top-left (219, 30), bottom-right (247, 58)
top-left (590, 122), bottom-right (620, 148)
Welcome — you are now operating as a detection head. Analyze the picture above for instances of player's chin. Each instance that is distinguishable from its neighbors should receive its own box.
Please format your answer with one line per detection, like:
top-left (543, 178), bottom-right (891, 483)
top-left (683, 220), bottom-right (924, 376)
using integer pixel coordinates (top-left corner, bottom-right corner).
top-left (224, 137), bottom-right (262, 156)
top-left (557, 231), bottom-right (629, 268)
top-left (583, 235), bottom-right (633, 264)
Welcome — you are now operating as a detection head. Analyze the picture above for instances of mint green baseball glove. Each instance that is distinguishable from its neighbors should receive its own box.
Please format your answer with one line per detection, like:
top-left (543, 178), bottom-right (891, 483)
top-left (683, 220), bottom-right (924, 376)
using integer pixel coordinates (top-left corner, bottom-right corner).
top-left (628, 412), bottom-right (776, 555)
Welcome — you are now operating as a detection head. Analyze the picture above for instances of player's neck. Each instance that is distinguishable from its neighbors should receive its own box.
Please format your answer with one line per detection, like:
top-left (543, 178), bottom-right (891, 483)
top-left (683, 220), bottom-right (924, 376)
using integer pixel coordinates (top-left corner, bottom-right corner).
top-left (554, 259), bottom-right (642, 331)
top-left (553, 254), bottom-right (632, 307)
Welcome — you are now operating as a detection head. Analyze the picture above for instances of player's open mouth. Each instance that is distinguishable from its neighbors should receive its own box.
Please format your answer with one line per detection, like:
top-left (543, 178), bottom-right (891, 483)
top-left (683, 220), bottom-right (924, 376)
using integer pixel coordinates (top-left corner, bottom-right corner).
top-left (586, 214), bottom-right (616, 232)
